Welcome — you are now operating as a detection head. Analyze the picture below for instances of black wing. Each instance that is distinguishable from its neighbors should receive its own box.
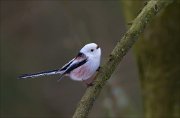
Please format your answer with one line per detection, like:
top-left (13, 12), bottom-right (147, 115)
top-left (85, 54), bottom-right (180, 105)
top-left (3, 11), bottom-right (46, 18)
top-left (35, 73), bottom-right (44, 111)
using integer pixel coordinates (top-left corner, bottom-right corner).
top-left (64, 58), bottom-right (87, 74)
top-left (59, 58), bottom-right (75, 71)
top-left (59, 52), bottom-right (84, 71)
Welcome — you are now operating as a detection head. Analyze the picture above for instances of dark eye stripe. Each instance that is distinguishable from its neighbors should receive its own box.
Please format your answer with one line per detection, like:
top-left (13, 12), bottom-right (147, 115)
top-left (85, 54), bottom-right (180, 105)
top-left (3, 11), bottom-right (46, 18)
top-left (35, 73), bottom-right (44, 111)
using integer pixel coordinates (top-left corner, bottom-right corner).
top-left (77, 52), bottom-right (83, 57)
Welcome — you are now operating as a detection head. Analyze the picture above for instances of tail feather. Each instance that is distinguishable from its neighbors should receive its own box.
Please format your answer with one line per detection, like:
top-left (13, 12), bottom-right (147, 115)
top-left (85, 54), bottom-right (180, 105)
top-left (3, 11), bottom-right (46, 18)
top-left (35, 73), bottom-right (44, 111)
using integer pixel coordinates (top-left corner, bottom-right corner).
top-left (19, 69), bottom-right (62, 79)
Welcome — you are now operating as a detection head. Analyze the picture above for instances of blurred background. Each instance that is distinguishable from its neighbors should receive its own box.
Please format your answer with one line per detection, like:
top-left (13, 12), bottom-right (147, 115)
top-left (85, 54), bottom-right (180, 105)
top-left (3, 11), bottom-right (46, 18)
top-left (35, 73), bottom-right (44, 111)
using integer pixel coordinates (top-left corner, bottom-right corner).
top-left (1, 1), bottom-right (143, 117)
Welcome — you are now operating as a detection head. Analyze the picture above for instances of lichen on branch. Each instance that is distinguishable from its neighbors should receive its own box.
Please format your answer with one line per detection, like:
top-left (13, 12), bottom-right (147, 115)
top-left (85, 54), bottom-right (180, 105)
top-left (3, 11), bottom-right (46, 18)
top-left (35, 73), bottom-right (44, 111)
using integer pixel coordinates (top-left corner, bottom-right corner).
top-left (72, 0), bottom-right (173, 118)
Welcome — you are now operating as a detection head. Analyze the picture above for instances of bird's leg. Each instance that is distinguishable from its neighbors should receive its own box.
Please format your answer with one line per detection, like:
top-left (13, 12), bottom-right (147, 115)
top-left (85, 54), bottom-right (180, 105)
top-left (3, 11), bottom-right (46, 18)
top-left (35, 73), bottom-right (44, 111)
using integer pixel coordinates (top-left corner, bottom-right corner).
top-left (82, 67), bottom-right (101, 87)
top-left (57, 74), bottom-right (65, 82)
top-left (82, 79), bottom-right (93, 87)
top-left (82, 80), bottom-right (86, 86)
top-left (86, 83), bottom-right (93, 87)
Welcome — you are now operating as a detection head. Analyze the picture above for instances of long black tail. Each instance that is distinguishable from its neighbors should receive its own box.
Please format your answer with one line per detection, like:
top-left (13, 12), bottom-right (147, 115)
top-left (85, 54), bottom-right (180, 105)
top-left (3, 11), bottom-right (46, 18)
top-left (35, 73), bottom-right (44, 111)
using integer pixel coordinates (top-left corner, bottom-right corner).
top-left (18, 69), bottom-right (62, 79)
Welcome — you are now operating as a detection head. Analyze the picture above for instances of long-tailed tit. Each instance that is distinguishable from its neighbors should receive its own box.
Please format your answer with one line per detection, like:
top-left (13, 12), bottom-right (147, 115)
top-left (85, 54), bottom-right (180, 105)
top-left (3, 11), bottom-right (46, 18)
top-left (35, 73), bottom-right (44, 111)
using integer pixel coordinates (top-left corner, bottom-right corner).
top-left (19, 43), bottom-right (101, 85)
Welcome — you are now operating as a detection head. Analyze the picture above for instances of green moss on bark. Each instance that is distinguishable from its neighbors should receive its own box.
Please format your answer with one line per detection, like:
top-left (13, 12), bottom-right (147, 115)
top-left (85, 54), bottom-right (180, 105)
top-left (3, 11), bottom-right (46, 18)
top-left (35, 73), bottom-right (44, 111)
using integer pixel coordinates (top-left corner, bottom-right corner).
top-left (73, 0), bottom-right (173, 118)
top-left (123, 1), bottom-right (180, 118)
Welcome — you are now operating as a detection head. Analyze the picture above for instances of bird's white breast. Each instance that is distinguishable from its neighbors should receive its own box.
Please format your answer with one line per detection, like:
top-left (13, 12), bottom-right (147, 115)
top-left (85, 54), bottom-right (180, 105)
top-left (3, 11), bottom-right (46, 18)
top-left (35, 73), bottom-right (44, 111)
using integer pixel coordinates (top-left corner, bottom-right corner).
top-left (69, 56), bottom-right (100, 81)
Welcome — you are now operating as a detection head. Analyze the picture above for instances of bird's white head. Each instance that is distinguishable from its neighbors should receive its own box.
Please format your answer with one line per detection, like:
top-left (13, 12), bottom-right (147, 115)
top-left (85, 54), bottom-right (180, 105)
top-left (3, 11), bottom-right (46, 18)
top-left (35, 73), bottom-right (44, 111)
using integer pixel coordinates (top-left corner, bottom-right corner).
top-left (80, 43), bottom-right (101, 59)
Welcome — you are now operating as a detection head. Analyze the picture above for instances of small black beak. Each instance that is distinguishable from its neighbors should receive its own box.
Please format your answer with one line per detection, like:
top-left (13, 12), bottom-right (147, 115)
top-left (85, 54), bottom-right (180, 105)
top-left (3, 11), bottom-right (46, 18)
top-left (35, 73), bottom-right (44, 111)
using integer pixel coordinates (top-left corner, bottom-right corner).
top-left (96, 45), bottom-right (100, 49)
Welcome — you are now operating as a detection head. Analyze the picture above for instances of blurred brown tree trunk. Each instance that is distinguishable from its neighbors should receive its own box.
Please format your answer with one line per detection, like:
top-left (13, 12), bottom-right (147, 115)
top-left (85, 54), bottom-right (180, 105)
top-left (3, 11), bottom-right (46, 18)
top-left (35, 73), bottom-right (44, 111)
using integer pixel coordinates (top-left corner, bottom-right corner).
top-left (122, 1), bottom-right (180, 118)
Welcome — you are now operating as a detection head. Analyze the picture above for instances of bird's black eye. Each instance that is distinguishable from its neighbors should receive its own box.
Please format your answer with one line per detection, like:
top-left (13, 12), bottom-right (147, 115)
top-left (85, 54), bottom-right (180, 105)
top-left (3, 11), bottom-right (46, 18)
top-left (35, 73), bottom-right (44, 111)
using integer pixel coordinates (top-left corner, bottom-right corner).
top-left (90, 49), bottom-right (94, 52)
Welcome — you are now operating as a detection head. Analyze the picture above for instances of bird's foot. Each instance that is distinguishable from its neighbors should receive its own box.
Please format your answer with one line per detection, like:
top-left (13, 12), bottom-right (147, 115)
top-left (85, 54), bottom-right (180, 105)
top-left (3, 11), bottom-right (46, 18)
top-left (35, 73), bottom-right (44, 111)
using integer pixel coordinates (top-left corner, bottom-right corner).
top-left (86, 83), bottom-right (94, 87)
top-left (96, 66), bottom-right (101, 72)
top-left (82, 80), bottom-right (94, 87)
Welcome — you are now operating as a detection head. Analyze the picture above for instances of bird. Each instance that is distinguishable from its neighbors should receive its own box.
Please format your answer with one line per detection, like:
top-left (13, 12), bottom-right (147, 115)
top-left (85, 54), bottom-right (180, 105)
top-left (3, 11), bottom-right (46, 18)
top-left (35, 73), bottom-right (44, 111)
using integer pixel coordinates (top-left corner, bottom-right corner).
top-left (19, 43), bottom-right (101, 86)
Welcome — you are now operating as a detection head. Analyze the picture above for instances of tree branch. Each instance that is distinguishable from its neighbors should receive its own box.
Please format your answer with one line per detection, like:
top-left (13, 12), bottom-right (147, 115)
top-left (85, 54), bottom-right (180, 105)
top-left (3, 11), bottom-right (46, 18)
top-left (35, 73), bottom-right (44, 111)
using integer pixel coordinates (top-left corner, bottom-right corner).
top-left (73, 0), bottom-right (173, 118)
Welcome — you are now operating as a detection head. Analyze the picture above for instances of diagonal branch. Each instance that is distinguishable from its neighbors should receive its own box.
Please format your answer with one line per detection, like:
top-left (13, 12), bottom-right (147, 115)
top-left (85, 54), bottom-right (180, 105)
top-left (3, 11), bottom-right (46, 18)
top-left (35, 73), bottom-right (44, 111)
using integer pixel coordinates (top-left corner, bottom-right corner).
top-left (73, 0), bottom-right (173, 118)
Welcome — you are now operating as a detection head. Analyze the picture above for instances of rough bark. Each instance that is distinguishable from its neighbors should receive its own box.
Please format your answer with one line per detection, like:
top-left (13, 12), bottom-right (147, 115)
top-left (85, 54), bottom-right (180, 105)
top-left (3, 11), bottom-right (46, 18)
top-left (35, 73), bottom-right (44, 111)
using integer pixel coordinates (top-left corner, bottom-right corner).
top-left (122, 1), bottom-right (180, 118)
top-left (73, 0), bottom-right (173, 118)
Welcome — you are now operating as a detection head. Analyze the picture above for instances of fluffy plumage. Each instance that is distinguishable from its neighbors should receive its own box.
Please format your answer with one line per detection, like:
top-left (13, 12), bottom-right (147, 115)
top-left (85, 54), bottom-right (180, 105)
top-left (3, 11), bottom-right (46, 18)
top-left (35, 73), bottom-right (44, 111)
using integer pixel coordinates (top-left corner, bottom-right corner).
top-left (19, 43), bottom-right (101, 82)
